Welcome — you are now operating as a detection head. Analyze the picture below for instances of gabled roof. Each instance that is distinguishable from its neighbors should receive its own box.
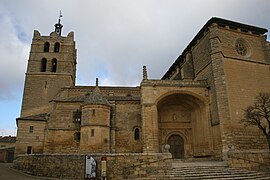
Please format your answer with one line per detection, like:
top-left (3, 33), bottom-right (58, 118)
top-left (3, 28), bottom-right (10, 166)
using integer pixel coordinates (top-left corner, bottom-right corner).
top-left (162, 17), bottom-right (268, 79)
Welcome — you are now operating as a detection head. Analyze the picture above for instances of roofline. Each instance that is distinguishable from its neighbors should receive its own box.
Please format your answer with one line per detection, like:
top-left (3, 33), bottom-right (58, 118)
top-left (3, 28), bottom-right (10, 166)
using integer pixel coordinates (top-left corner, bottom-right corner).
top-left (62, 86), bottom-right (141, 90)
top-left (161, 17), bottom-right (268, 79)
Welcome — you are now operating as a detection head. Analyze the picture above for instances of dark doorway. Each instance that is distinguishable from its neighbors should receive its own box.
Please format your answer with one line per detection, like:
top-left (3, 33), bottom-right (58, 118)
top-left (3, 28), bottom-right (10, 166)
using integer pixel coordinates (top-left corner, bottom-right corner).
top-left (7, 151), bottom-right (14, 162)
top-left (168, 135), bottom-right (184, 159)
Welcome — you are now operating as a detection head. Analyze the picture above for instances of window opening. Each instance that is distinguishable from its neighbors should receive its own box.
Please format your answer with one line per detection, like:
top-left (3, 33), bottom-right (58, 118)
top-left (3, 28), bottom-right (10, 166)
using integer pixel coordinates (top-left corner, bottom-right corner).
top-left (27, 146), bottom-right (32, 154)
top-left (44, 42), bottom-right (50, 52)
top-left (54, 42), bottom-right (60, 52)
top-left (29, 126), bottom-right (34, 133)
top-left (51, 58), bottom-right (57, 72)
top-left (73, 109), bottom-right (81, 122)
top-left (134, 128), bottom-right (140, 140)
top-left (74, 132), bottom-right (80, 141)
top-left (236, 42), bottom-right (247, 56)
top-left (41, 58), bottom-right (47, 72)
top-left (91, 129), bottom-right (95, 137)
top-left (92, 109), bottom-right (95, 116)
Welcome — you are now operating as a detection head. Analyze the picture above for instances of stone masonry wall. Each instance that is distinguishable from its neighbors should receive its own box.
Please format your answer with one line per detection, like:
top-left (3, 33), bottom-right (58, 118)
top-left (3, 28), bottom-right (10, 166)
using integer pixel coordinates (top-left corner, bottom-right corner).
top-left (219, 25), bottom-right (270, 150)
top-left (15, 120), bottom-right (46, 156)
top-left (191, 27), bottom-right (223, 157)
top-left (115, 101), bottom-right (142, 153)
top-left (228, 150), bottom-right (270, 172)
top-left (13, 153), bottom-right (172, 179)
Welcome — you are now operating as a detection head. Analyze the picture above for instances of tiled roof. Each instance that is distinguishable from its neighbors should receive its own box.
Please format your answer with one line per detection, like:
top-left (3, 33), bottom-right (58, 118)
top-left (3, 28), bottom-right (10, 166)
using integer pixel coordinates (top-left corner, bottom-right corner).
top-left (55, 95), bottom-right (140, 102)
top-left (18, 113), bottom-right (49, 121)
top-left (0, 136), bottom-right (16, 143)
top-left (84, 86), bottom-right (110, 106)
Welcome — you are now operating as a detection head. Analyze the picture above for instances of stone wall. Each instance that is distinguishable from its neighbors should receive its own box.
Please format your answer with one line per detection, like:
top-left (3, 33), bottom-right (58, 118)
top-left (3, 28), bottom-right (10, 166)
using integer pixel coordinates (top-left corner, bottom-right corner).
top-left (115, 101), bottom-right (142, 153)
top-left (15, 120), bottom-right (46, 156)
top-left (228, 150), bottom-right (270, 172)
top-left (220, 25), bottom-right (270, 151)
top-left (13, 153), bottom-right (172, 179)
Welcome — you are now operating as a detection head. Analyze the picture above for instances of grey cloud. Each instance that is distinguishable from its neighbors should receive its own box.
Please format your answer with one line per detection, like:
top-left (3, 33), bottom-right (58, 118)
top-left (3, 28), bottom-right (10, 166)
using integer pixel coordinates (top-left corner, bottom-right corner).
top-left (0, 0), bottom-right (270, 91)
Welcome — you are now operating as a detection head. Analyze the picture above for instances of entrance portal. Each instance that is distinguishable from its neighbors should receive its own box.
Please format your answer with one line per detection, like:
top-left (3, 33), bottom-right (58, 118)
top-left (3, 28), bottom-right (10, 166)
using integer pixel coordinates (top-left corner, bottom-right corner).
top-left (168, 135), bottom-right (184, 159)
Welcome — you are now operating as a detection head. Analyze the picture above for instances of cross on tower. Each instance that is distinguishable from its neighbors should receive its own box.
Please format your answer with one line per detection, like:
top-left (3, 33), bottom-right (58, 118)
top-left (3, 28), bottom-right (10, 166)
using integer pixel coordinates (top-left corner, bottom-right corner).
top-left (55, 11), bottom-right (63, 36)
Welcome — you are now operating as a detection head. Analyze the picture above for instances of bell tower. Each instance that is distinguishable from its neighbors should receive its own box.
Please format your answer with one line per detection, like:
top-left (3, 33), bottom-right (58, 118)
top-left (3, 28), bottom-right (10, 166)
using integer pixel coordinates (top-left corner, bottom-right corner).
top-left (21, 16), bottom-right (77, 117)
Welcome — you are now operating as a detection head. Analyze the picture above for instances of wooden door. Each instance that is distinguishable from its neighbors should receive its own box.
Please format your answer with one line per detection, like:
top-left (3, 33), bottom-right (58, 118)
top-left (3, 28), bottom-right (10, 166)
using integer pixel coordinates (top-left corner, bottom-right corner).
top-left (168, 135), bottom-right (184, 159)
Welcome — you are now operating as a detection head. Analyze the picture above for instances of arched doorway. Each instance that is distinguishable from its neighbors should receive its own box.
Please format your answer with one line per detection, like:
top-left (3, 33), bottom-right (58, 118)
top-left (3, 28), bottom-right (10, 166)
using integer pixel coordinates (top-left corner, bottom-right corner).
top-left (168, 135), bottom-right (184, 159)
top-left (157, 93), bottom-right (212, 158)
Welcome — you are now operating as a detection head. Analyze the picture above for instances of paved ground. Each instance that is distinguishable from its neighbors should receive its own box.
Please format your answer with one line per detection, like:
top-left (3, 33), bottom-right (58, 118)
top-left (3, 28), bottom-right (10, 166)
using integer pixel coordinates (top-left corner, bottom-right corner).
top-left (0, 163), bottom-right (59, 180)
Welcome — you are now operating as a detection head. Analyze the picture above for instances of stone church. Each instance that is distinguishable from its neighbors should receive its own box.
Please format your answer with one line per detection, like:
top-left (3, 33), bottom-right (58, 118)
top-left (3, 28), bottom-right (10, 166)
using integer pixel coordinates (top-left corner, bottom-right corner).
top-left (15, 17), bottom-right (270, 162)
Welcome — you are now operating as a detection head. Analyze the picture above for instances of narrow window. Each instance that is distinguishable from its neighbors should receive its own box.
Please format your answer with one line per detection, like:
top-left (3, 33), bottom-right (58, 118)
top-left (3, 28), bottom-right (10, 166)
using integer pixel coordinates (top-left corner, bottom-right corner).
top-left (54, 42), bottom-right (60, 52)
top-left (74, 132), bottom-right (80, 141)
top-left (51, 58), bottom-right (57, 72)
top-left (44, 81), bottom-right (47, 88)
top-left (44, 42), bottom-right (50, 52)
top-left (41, 58), bottom-right (47, 72)
top-left (91, 129), bottom-right (95, 137)
top-left (27, 146), bottom-right (32, 154)
top-left (29, 126), bottom-right (34, 133)
top-left (134, 128), bottom-right (140, 140)
top-left (73, 109), bottom-right (81, 122)
top-left (92, 109), bottom-right (95, 116)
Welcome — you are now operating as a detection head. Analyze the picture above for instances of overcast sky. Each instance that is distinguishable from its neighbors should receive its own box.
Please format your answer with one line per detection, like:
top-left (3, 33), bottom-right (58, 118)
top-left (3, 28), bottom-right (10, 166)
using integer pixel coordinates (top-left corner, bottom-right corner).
top-left (0, 0), bottom-right (269, 136)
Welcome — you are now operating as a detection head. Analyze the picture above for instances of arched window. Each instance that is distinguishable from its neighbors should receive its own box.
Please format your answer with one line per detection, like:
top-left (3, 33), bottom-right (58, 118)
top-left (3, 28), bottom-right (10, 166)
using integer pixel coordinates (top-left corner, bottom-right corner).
top-left (41, 58), bottom-right (47, 72)
top-left (54, 42), bottom-right (60, 52)
top-left (44, 42), bottom-right (50, 52)
top-left (134, 128), bottom-right (140, 140)
top-left (51, 58), bottom-right (57, 72)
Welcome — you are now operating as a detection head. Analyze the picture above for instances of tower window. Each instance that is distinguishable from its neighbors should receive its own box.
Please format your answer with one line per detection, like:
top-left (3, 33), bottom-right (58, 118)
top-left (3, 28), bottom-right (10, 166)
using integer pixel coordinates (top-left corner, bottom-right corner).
top-left (41, 58), bottom-right (47, 72)
top-left (134, 128), bottom-right (140, 140)
top-left (92, 109), bottom-right (96, 116)
top-left (44, 42), bottom-right (50, 52)
top-left (54, 42), bottom-right (60, 52)
top-left (29, 126), bottom-right (34, 133)
top-left (27, 146), bottom-right (32, 154)
top-left (51, 58), bottom-right (57, 72)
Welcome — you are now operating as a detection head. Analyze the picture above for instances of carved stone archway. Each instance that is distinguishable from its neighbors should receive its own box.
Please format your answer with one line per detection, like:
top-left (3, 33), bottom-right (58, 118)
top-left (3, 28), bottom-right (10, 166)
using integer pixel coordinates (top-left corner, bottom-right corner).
top-left (157, 93), bottom-right (212, 158)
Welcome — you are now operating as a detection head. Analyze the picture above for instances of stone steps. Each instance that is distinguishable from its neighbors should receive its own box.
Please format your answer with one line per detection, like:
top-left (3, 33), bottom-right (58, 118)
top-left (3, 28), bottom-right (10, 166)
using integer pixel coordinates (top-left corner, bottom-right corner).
top-left (134, 161), bottom-right (270, 180)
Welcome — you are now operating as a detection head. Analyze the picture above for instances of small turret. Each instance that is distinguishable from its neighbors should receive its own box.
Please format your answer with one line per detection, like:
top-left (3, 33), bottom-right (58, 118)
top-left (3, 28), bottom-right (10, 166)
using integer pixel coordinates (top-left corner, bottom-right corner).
top-left (80, 78), bottom-right (111, 153)
top-left (83, 78), bottom-right (110, 106)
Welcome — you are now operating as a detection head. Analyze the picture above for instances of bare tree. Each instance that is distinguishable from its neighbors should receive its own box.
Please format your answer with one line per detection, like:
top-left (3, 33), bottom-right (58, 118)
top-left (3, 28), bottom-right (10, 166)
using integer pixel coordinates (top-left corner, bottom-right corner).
top-left (242, 93), bottom-right (270, 149)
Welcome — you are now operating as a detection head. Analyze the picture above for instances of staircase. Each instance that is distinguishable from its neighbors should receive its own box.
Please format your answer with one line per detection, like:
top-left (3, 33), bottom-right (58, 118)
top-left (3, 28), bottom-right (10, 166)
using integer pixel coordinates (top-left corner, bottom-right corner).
top-left (142, 161), bottom-right (270, 180)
